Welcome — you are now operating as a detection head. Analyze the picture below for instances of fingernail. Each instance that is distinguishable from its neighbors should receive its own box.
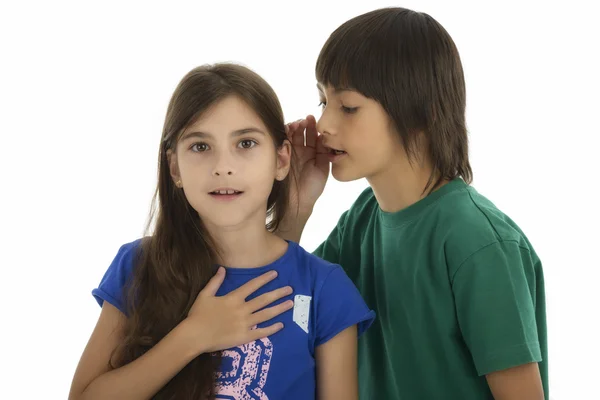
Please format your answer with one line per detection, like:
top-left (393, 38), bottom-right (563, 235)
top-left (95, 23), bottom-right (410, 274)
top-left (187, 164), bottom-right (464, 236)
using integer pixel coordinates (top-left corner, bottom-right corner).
top-left (286, 286), bottom-right (293, 294)
top-left (287, 300), bottom-right (294, 307)
top-left (269, 271), bottom-right (278, 278)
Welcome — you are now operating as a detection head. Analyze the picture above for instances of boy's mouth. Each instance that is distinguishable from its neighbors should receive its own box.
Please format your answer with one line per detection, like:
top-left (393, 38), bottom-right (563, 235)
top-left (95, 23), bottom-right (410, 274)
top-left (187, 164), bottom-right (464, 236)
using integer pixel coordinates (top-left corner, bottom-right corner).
top-left (330, 148), bottom-right (346, 155)
top-left (325, 145), bottom-right (347, 155)
top-left (325, 146), bottom-right (348, 163)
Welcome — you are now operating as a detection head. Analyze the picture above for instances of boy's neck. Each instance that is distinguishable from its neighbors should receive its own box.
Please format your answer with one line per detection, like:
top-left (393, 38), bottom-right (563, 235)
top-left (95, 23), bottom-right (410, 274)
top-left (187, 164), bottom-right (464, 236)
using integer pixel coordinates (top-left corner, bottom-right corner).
top-left (367, 157), bottom-right (448, 214)
top-left (205, 216), bottom-right (288, 269)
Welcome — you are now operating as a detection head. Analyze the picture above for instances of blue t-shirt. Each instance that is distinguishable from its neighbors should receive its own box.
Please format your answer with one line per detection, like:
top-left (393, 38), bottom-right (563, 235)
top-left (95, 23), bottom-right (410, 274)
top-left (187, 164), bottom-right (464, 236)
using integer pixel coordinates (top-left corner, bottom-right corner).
top-left (92, 239), bottom-right (375, 399)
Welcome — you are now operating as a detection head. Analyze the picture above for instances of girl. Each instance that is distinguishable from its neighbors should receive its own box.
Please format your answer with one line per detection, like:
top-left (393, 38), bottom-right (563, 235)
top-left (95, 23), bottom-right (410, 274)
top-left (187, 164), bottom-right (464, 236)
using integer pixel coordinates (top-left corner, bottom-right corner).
top-left (281, 7), bottom-right (548, 400)
top-left (69, 63), bottom-right (374, 400)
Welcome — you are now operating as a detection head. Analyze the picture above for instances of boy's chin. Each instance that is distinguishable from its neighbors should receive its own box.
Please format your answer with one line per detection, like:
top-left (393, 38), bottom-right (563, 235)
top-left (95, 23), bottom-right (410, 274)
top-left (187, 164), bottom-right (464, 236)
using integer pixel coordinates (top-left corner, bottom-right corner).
top-left (331, 166), bottom-right (363, 182)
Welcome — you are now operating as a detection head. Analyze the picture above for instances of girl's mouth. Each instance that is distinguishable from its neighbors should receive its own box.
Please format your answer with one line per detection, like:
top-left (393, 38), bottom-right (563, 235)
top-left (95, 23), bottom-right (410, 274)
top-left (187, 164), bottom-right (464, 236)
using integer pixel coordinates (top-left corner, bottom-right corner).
top-left (208, 188), bottom-right (244, 201)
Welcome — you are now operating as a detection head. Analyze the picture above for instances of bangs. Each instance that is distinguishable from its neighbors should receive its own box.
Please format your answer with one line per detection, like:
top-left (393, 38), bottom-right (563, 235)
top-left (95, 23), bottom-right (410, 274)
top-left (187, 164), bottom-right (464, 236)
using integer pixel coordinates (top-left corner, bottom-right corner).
top-left (315, 9), bottom-right (402, 98)
top-left (315, 28), bottom-right (384, 98)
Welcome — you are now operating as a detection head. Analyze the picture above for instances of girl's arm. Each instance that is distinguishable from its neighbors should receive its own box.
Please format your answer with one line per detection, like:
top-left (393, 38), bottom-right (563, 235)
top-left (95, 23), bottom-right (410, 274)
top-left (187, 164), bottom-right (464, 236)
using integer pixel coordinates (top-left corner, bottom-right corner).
top-left (69, 268), bottom-right (292, 400)
top-left (315, 325), bottom-right (359, 400)
top-left (486, 363), bottom-right (544, 400)
top-left (69, 302), bottom-right (199, 400)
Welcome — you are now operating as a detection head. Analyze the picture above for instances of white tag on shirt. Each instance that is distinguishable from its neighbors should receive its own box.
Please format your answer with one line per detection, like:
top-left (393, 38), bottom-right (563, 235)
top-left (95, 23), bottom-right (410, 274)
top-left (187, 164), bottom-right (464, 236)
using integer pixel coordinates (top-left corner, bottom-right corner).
top-left (293, 294), bottom-right (311, 334)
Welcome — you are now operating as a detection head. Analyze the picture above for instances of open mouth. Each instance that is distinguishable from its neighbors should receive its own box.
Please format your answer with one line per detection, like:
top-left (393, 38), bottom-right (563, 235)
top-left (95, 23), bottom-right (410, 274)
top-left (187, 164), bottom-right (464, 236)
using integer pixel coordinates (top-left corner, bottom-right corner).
top-left (325, 145), bottom-right (347, 161)
top-left (324, 144), bottom-right (347, 155)
top-left (208, 188), bottom-right (244, 200)
top-left (209, 189), bottom-right (243, 195)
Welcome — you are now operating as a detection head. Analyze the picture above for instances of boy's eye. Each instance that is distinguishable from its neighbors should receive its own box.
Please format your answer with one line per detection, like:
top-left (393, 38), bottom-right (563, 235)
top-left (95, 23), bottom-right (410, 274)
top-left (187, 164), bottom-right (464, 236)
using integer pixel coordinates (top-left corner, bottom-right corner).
top-left (341, 105), bottom-right (358, 114)
top-left (191, 143), bottom-right (209, 152)
top-left (239, 139), bottom-right (257, 149)
top-left (318, 101), bottom-right (326, 108)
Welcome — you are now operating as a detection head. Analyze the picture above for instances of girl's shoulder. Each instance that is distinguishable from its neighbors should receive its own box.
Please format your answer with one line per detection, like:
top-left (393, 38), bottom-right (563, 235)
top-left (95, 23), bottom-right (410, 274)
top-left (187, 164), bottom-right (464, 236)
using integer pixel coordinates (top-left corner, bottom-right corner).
top-left (289, 241), bottom-right (341, 277)
top-left (287, 241), bottom-right (357, 296)
top-left (91, 237), bottom-right (146, 314)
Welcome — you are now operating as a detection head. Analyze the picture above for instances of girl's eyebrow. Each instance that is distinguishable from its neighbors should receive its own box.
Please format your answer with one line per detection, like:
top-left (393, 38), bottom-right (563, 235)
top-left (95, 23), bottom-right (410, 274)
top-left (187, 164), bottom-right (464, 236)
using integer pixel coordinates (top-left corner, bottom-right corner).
top-left (181, 127), bottom-right (266, 141)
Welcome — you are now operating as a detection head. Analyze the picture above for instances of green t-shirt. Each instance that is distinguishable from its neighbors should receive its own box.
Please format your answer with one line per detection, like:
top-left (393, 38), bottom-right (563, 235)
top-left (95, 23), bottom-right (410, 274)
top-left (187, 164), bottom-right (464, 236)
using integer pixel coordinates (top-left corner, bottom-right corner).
top-left (313, 178), bottom-right (548, 399)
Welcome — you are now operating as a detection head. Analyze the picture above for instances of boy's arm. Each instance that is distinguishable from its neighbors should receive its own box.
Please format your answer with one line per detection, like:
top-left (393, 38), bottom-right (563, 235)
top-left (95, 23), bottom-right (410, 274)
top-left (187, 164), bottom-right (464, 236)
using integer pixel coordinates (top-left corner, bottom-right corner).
top-left (486, 362), bottom-right (544, 400)
top-left (451, 241), bottom-right (547, 397)
top-left (315, 326), bottom-right (359, 400)
top-left (278, 115), bottom-right (330, 243)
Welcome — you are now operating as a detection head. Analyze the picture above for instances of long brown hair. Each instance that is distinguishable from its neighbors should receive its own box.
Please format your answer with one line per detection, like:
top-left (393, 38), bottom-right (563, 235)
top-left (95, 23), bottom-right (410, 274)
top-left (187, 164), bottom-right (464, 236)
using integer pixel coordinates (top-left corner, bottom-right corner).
top-left (316, 7), bottom-right (472, 193)
top-left (112, 63), bottom-right (292, 399)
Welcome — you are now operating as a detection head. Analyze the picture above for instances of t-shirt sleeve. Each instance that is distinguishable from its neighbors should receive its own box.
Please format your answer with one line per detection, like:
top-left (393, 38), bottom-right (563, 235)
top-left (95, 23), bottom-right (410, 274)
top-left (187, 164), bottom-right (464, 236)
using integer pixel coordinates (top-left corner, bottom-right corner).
top-left (312, 211), bottom-right (348, 265)
top-left (314, 266), bottom-right (375, 347)
top-left (451, 241), bottom-right (542, 376)
top-left (91, 239), bottom-right (141, 315)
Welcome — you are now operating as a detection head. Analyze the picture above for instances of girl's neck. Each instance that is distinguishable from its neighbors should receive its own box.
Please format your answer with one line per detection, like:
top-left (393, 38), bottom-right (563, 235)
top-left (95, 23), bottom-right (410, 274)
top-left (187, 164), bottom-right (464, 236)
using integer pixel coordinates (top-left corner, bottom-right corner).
top-left (367, 155), bottom-right (448, 214)
top-left (206, 218), bottom-right (288, 269)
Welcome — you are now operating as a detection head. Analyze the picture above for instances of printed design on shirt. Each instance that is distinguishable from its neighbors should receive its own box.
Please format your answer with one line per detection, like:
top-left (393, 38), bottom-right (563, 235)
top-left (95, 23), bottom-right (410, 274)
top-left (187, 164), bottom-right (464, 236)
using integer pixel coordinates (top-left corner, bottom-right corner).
top-left (293, 294), bottom-right (311, 334)
top-left (215, 337), bottom-right (273, 400)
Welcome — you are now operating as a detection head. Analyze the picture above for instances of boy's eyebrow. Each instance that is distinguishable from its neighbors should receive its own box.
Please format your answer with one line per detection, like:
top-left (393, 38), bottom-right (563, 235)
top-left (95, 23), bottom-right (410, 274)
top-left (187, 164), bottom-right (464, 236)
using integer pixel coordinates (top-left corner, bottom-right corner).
top-left (316, 83), bottom-right (352, 94)
top-left (181, 127), bottom-right (266, 141)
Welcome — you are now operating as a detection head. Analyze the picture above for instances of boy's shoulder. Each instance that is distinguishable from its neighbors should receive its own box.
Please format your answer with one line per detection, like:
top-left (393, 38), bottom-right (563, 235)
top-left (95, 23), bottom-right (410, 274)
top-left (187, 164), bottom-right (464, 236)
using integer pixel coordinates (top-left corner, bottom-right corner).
top-left (433, 183), bottom-right (536, 269)
top-left (437, 184), bottom-right (525, 240)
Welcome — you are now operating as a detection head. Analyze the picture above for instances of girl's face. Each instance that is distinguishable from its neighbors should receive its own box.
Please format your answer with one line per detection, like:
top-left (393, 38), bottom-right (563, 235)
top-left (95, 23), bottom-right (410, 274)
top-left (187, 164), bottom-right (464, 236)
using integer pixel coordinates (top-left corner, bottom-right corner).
top-left (168, 95), bottom-right (291, 230)
top-left (317, 84), bottom-right (404, 182)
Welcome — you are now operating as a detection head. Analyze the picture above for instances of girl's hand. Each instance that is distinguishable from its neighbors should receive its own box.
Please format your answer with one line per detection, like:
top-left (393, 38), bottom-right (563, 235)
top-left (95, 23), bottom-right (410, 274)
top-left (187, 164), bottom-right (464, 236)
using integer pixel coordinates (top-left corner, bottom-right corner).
top-left (184, 267), bottom-right (293, 354)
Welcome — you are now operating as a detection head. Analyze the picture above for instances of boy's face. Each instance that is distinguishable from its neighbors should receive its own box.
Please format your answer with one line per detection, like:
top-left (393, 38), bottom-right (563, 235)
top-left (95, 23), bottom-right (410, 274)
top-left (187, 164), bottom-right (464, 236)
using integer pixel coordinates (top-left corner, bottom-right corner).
top-left (168, 95), bottom-right (291, 229)
top-left (317, 84), bottom-right (403, 182)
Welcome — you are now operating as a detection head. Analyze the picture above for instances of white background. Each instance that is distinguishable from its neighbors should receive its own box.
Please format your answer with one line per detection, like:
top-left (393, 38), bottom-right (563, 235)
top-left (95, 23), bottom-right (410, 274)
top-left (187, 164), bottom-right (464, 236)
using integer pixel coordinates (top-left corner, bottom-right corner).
top-left (1, 0), bottom-right (598, 398)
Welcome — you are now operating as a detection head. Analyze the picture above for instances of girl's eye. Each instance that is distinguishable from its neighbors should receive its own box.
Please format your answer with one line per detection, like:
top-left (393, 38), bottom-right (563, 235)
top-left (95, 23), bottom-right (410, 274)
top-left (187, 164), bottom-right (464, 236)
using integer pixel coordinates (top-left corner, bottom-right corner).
top-left (341, 105), bottom-right (358, 114)
top-left (318, 101), bottom-right (326, 108)
top-left (239, 139), bottom-right (257, 149)
top-left (191, 143), bottom-right (209, 152)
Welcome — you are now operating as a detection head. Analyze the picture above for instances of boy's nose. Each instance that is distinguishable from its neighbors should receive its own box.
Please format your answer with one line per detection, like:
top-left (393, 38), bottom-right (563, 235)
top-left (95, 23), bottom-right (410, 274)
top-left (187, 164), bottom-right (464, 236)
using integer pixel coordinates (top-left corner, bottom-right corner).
top-left (316, 113), bottom-right (336, 136)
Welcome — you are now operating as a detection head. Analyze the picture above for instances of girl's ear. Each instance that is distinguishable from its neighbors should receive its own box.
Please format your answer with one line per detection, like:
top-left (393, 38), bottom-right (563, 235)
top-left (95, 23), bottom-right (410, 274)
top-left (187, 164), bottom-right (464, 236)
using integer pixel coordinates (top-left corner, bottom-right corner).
top-left (275, 140), bottom-right (292, 181)
top-left (167, 149), bottom-right (182, 187)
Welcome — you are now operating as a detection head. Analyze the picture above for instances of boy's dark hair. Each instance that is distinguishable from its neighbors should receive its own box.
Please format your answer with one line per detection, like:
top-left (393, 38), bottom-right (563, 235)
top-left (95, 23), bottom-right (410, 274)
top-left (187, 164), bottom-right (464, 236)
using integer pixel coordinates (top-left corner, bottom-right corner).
top-left (316, 7), bottom-right (472, 192)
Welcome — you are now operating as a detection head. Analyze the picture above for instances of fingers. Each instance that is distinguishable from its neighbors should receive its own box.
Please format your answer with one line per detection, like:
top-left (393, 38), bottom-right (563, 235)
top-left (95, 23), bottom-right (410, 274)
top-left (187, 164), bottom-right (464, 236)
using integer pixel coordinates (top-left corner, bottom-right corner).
top-left (231, 270), bottom-right (278, 299)
top-left (249, 299), bottom-right (294, 326)
top-left (305, 115), bottom-right (318, 148)
top-left (289, 119), bottom-right (307, 146)
top-left (200, 267), bottom-right (226, 297)
top-left (247, 322), bottom-right (285, 341)
top-left (315, 135), bottom-right (332, 175)
top-left (246, 285), bottom-right (293, 311)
